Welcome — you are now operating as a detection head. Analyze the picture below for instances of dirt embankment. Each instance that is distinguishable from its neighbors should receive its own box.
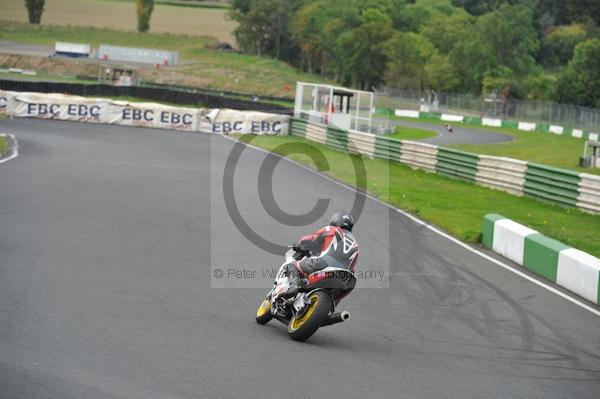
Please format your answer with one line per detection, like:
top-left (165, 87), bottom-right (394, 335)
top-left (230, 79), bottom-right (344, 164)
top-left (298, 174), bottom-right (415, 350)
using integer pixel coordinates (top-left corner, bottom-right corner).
top-left (0, 54), bottom-right (100, 77)
top-left (0, 54), bottom-right (213, 88)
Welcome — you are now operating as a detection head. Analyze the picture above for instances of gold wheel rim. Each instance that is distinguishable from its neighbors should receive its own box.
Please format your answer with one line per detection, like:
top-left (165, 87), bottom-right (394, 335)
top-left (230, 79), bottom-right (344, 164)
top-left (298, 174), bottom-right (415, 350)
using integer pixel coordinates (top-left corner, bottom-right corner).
top-left (256, 299), bottom-right (271, 317)
top-left (289, 294), bottom-right (319, 331)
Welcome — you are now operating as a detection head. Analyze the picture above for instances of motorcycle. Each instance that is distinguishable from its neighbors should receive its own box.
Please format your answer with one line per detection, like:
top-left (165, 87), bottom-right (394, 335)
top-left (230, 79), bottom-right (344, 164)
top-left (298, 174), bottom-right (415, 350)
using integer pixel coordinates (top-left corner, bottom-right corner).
top-left (255, 246), bottom-right (356, 341)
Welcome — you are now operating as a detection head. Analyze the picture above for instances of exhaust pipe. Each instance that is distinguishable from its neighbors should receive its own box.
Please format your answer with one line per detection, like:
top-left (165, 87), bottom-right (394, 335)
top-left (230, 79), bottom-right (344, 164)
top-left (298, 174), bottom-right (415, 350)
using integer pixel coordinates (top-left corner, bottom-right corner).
top-left (321, 311), bottom-right (350, 327)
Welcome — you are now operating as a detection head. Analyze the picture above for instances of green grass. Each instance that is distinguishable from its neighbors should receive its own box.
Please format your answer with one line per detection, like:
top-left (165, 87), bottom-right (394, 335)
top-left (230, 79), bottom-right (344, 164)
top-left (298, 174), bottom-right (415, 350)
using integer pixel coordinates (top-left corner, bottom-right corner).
top-left (0, 21), bottom-right (329, 98)
top-left (0, 0), bottom-right (236, 43)
top-left (0, 135), bottom-right (7, 155)
top-left (394, 116), bottom-right (599, 176)
top-left (387, 125), bottom-right (437, 141)
top-left (0, 70), bottom-right (96, 84)
top-left (234, 134), bottom-right (600, 258)
top-left (0, 21), bottom-right (213, 50)
top-left (102, 0), bottom-right (231, 9)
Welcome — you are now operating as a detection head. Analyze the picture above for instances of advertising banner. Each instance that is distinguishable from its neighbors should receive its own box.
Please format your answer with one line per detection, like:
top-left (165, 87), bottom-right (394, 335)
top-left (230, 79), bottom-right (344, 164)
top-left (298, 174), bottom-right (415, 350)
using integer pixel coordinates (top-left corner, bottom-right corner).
top-left (10, 92), bottom-right (109, 123)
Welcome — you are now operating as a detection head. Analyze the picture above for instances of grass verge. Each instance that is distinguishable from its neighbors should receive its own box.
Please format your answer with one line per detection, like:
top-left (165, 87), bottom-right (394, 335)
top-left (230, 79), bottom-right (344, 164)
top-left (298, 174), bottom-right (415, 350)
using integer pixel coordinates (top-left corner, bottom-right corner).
top-left (394, 116), bottom-right (598, 176)
top-left (0, 71), bottom-right (96, 84)
top-left (387, 125), bottom-right (437, 141)
top-left (0, 21), bottom-right (330, 98)
top-left (233, 134), bottom-right (600, 258)
top-left (0, 134), bottom-right (8, 155)
top-left (0, 0), bottom-right (236, 43)
top-left (102, 0), bottom-right (231, 9)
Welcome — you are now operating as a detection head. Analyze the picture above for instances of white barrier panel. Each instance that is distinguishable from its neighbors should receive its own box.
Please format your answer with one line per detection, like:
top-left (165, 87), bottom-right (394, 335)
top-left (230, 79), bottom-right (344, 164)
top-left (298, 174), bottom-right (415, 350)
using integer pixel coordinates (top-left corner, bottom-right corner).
top-left (492, 219), bottom-right (537, 265)
top-left (10, 92), bottom-right (109, 123)
top-left (518, 121), bottom-right (536, 131)
top-left (572, 129), bottom-right (583, 138)
top-left (0, 90), bottom-right (17, 113)
top-left (482, 118), bottom-right (502, 127)
top-left (394, 109), bottom-right (420, 118)
top-left (108, 101), bottom-right (200, 131)
top-left (549, 125), bottom-right (564, 134)
top-left (207, 109), bottom-right (289, 135)
top-left (557, 249), bottom-right (600, 303)
top-left (3, 91), bottom-right (290, 136)
top-left (589, 133), bottom-right (599, 141)
top-left (441, 113), bottom-right (464, 122)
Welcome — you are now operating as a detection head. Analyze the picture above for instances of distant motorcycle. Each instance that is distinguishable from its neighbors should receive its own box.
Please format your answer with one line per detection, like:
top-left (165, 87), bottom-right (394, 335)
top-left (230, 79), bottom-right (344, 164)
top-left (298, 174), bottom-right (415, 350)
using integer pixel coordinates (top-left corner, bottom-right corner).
top-left (256, 246), bottom-right (355, 341)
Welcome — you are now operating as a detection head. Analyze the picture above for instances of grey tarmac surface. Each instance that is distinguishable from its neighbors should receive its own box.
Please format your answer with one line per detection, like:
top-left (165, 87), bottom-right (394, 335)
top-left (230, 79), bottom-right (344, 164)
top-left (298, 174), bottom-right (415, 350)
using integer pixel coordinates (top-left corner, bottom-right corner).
top-left (0, 118), bottom-right (599, 399)
top-left (0, 40), bottom-right (53, 58)
top-left (381, 118), bottom-right (513, 145)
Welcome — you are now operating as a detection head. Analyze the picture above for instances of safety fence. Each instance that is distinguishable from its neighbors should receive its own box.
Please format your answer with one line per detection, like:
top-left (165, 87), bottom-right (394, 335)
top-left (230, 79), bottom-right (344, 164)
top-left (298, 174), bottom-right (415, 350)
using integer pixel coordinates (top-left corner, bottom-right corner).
top-left (383, 109), bottom-right (599, 142)
top-left (0, 79), bottom-right (292, 114)
top-left (483, 214), bottom-right (600, 305)
top-left (0, 90), bottom-right (290, 136)
top-left (376, 88), bottom-right (600, 132)
top-left (289, 118), bottom-right (600, 214)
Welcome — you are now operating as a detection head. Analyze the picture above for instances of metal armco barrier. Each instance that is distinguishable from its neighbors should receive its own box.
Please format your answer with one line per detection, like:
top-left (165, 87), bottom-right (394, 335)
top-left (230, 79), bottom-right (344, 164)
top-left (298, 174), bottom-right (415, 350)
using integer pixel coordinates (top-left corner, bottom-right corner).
top-left (0, 79), bottom-right (291, 114)
top-left (289, 118), bottom-right (600, 214)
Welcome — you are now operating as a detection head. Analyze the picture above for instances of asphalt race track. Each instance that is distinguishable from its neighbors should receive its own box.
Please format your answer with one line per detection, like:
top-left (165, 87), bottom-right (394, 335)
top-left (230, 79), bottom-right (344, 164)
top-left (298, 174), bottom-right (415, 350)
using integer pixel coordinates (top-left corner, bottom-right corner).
top-left (387, 119), bottom-right (513, 146)
top-left (0, 118), bottom-right (599, 399)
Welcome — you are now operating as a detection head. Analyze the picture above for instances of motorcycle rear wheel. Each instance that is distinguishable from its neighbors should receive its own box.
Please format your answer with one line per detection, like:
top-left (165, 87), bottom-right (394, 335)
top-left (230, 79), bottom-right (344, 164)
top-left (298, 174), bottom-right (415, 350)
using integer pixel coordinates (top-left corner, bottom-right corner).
top-left (287, 290), bottom-right (332, 341)
top-left (255, 298), bottom-right (273, 325)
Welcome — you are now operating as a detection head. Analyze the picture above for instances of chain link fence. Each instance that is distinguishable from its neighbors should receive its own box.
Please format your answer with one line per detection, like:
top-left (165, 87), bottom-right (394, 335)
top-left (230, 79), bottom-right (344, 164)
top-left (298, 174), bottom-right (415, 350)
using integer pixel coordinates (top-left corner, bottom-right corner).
top-left (375, 88), bottom-right (600, 131)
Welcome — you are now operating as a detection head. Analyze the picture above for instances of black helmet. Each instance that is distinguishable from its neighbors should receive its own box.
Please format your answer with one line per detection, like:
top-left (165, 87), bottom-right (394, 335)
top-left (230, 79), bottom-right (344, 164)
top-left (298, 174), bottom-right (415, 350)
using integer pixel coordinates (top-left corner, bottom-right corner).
top-left (330, 212), bottom-right (354, 232)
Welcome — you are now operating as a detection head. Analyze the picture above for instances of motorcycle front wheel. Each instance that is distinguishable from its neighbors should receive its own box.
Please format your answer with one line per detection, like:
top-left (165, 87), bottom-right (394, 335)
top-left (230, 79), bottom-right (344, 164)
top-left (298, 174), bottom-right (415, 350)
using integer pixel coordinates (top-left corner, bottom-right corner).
top-left (255, 298), bottom-right (273, 325)
top-left (287, 290), bottom-right (332, 341)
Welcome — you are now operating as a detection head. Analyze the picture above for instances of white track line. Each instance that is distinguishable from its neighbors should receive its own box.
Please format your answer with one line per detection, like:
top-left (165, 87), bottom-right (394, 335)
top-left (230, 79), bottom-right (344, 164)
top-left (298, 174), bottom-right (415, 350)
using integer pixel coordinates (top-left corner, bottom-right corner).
top-left (222, 135), bottom-right (600, 317)
top-left (0, 134), bottom-right (18, 164)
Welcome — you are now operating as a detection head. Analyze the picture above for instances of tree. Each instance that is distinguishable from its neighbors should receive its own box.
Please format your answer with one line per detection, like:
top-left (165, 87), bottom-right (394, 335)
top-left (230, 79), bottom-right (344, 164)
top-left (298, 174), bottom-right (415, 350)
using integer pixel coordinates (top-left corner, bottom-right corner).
top-left (290, 0), bottom-right (361, 74)
top-left (539, 24), bottom-right (587, 67)
top-left (420, 11), bottom-right (473, 54)
top-left (25, 0), bottom-right (45, 24)
top-left (425, 53), bottom-right (460, 92)
top-left (136, 0), bottom-right (154, 33)
top-left (229, 0), bottom-right (295, 58)
top-left (556, 39), bottom-right (600, 107)
top-left (475, 4), bottom-right (539, 76)
top-left (335, 9), bottom-right (395, 89)
top-left (383, 32), bottom-right (436, 89)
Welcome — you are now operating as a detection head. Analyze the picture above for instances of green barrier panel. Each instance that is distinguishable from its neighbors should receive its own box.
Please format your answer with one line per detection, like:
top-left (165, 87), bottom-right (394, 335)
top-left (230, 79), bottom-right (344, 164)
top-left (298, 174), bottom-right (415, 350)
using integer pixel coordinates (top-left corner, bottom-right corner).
top-left (420, 112), bottom-right (441, 120)
top-left (523, 163), bottom-right (581, 207)
top-left (436, 147), bottom-right (479, 182)
top-left (502, 120), bottom-right (518, 129)
top-left (325, 126), bottom-right (348, 152)
top-left (374, 135), bottom-right (402, 163)
top-left (523, 233), bottom-right (569, 282)
top-left (464, 116), bottom-right (482, 125)
top-left (374, 108), bottom-right (394, 117)
top-left (537, 123), bottom-right (550, 133)
top-left (482, 214), bottom-right (505, 249)
top-left (289, 118), bottom-right (308, 138)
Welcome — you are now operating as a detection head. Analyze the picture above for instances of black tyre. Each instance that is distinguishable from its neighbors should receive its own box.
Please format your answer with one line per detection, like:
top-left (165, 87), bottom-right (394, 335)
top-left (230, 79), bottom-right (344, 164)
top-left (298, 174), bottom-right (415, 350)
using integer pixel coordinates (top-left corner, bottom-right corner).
top-left (287, 291), bottom-right (332, 342)
top-left (256, 298), bottom-right (273, 325)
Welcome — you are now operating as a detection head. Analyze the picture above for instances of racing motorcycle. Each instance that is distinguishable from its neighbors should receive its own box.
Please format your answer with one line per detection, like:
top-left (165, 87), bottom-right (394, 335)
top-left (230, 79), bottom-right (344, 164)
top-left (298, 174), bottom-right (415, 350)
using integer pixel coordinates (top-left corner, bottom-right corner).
top-left (255, 246), bottom-right (356, 341)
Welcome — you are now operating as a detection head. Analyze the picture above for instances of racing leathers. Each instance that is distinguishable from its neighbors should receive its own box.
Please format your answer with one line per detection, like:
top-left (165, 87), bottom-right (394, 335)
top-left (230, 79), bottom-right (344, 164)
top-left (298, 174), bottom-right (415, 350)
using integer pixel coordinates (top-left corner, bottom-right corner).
top-left (285, 225), bottom-right (359, 296)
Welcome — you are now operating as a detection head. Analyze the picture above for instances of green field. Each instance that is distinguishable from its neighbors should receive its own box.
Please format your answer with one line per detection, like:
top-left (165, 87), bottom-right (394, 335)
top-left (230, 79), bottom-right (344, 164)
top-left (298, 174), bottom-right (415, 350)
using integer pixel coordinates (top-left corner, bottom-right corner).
top-left (0, 0), bottom-right (236, 43)
top-left (0, 22), bottom-right (330, 98)
top-left (234, 134), bottom-right (600, 258)
top-left (102, 0), bottom-right (231, 9)
top-left (392, 116), bottom-right (598, 176)
top-left (387, 125), bottom-right (437, 141)
top-left (0, 135), bottom-right (7, 155)
top-left (0, 70), bottom-right (96, 84)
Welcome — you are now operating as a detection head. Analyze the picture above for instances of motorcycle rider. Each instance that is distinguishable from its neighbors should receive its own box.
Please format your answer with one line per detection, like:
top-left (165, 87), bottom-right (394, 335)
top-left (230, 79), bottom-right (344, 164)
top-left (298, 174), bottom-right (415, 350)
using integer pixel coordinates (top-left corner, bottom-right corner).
top-left (284, 212), bottom-right (359, 297)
